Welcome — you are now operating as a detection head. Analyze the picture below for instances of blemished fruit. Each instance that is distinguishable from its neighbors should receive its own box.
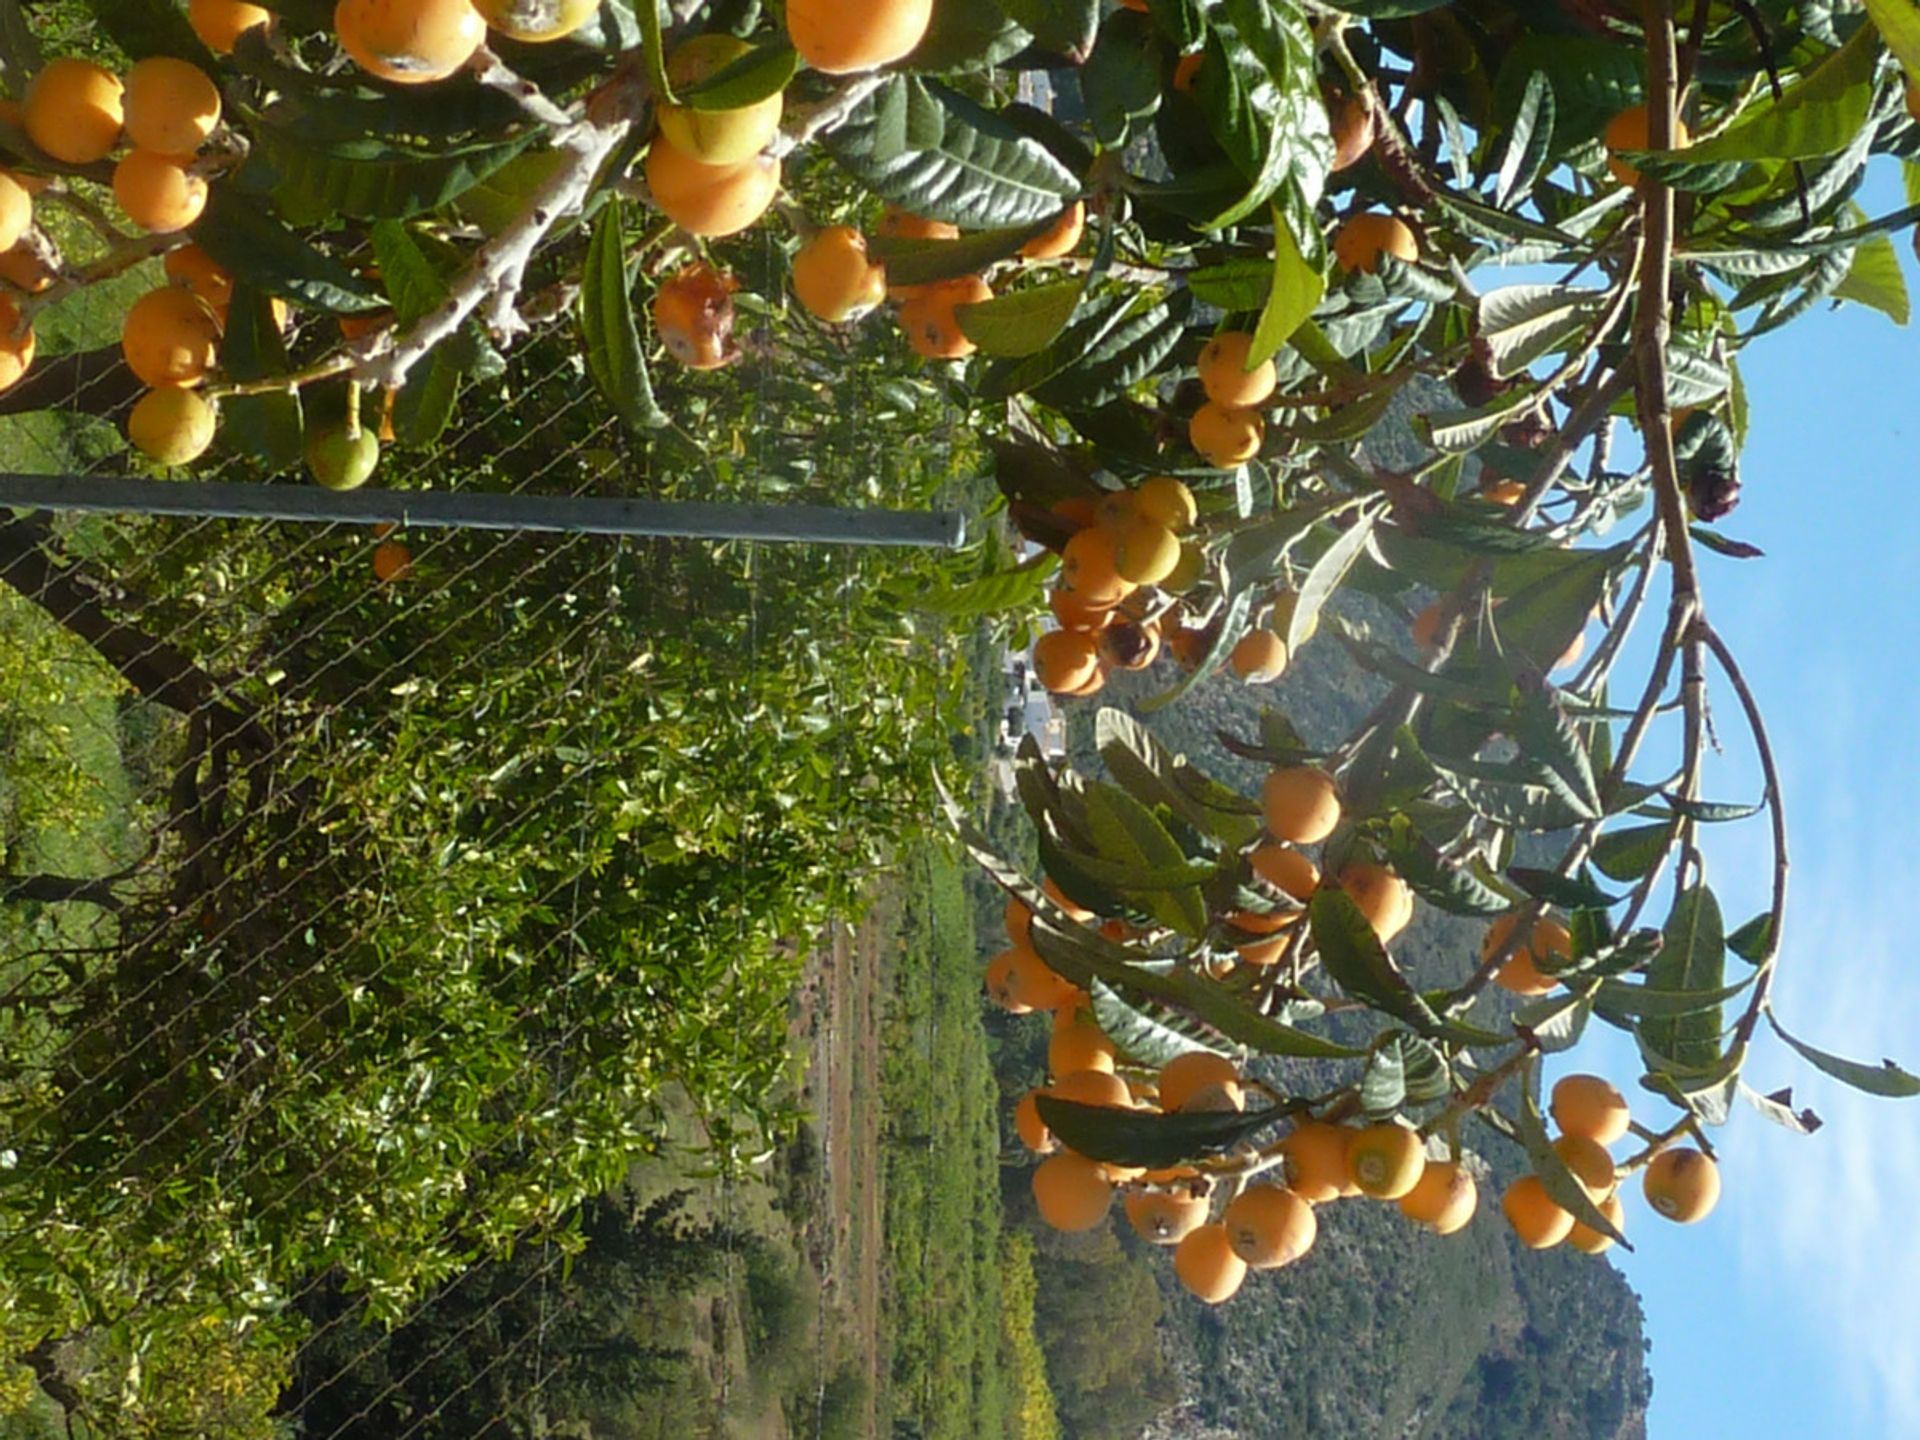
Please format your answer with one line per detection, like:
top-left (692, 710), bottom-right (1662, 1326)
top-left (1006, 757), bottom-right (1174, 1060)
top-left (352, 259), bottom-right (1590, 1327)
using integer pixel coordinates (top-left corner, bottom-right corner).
top-left (1225, 1184), bottom-right (1316, 1268)
top-left (1032, 1152), bottom-right (1113, 1232)
top-left (1569, 1192), bottom-right (1626, 1255)
top-left (114, 151), bottom-right (210, 234)
top-left (657, 34), bottom-right (785, 165)
top-left (1033, 628), bottom-right (1101, 694)
top-left (1603, 103), bottom-right (1691, 188)
top-left (336, 0), bottom-right (487, 84)
top-left (122, 286), bottom-right (222, 388)
top-left (1093, 489), bottom-right (1135, 531)
top-left (1190, 401), bottom-right (1264, 466)
top-left (124, 57), bottom-right (222, 155)
top-left (1230, 629), bottom-right (1288, 683)
top-left (1048, 1018), bottom-right (1117, 1077)
top-left (791, 226), bottom-right (886, 322)
top-left (1643, 1147), bottom-right (1720, 1223)
top-left (1115, 517), bottom-right (1181, 586)
top-left (1173, 1223), bottom-right (1247, 1303)
top-left (1328, 91), bottom-right (1375, 171)
top-left (471, 0), bottom-right (600, 42)
top-left (1283, 1120), bottom-right (1358, 1202)
top-left (1096, 619), bottom-right (1159, 671)
top-left (1551, 1073), bottom-right (1632, 1146)
top-left (1172, 51), bottom-right (1202, 91)
top-left (1021, 200), bottom-right (1085, 259)
top-left (1157, 1052), bottom-right (1241, 1115)
top-left (1014, 1090), bottom-right (1056, 1153)
top-left (1134, 476), bottom-right (1197, 532)
top-left (304, 422), bottom-right (380, 491)
top-left (190, 0), bottom-right (272, 53)
top-left (1347, 1122), bottom-right (1425, 1200)
top-left (985, 945), bottom-right (1072, 1013)
top-left (1338, 861), bottom-right (1413, 943)
top-left (1502, 1175), bottom-right (1573, 1249)
top-left (900, 273), bottom-right (990, 359)
top-left (0, 242), bottom-right (55, 294)
top-left (0, 295), bottom-right (34, 393)
top-left (786, 0), bottom-right (935, 74)
top-left (1126, 1189), bottom-right (1210, 1245)
top-left (163, 244), bottom-right (233, 311)
top-left (651, 263), bottom-right (739, 370)
top-left (645, 136), bottom-right (781, 238)
top-left (1250, 844), bottom-right (1318, 901)
top-left (24, 59), bottom-right (124, 166)
top-left (127, 386), bottom-right (216, 465)
top-left (1262, 766), bottom-right (1341, 845)
top-left (1060, 525), bottom-right (1132, 607)
top-left (1397, 1160), bottom-right (1477, 1234)
top-left (372, 539), bottom-right (413, 582)
top-left (1332, 212), bottom-right (1419, 273)
top-left (1197, 331), bottom-right (1277, 408)
top-left (1552, 1133), bottom-right (1618, 1200)
top-left (1050, 1068), bottom-right (1132, 1109)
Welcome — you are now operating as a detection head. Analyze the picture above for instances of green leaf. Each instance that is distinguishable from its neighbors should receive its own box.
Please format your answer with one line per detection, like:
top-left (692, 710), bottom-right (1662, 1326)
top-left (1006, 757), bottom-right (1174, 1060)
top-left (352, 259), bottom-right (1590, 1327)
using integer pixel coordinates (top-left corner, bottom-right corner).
top-left (1494, 70), bottom-right (1556, 209)
top-left (1083, 8), bottom-right (1162, 147)
top-left (1221, 494), bottom-right (1355, 595)
top-left (579, 197), bottom-right (667, 433)
top-left (1834, 230), bottom-right (1911, 325)
top-left (1511, 686), bottom-right (1603, 820)
top-left (1726, 912), bottom-right (1774, 963)
top-left (1596, 975), bottom-right (1751, 1020)
top-left (1034, 1096), bottom-right (1279, 1169)
top-left (78, 0), bottom-right (213, 64)
top-left (919, 552), bottom-right (1058, 614)
top-left (368, 220), bottom-right (445, 327)
top-left (1478, 284), bottom-right (1602, 380)
top-left (1639, 885), bottom-right (1726, 1074)
top-left (680, 40), bottom-right (797, 110)
top-left (1033, 290), bottom-right (1193, 411)
top-left (870, 222), bottom-right (1051, 287)
top-left (1495, 545), bottom-right (1616, 677)
top-left (1096, 708), bottom-right (1260, 847)
top-left (1383, 830), bottom-right (1513, 918)
top-left (1082, 782), bottom-right (1209, 937)
top-left (1514, 991), bottom-right (1590, 1053)
top-left (1873, 0), bottom-right (1920, 86)
top-left (1506, 867), bottom-right (1619, 911)
top-left (955, 279), bottom-right (1086, 356)
top-left (216, 285), bottom-right (302, 468)
top-left (825, 76), bottom-right (1079, 228)
top-left (1250, 206), bottom-right (1324, 367)
top-left (1188, 259), bottom-right (1273, 311)
top-left (1309, 889), bottom-right (1449, 1035)
top-left (241, 125), bottom-right (542, 225)
top-left (1768, 1015), bottom-right (1920, 1098)
top-left (190, 186), bottom-right (383, 313)
top-left (996, 0), bottom-right (1100, 56)
top-left (1591, 822), bottom-right (1670, 882)
top-left (1089, 978), bottom-right (1232, 1069)
top-left (1286, 510), bottom-right (1377, 654)
top-left (1360, 1032), bottom-right (1451, 1117)
top-left (1679, 25), bottom-right (1878, 163)
top-left (634, 0), bottom-right (671, 100)
top-left (1191, 0), bottom-right (1330, 228)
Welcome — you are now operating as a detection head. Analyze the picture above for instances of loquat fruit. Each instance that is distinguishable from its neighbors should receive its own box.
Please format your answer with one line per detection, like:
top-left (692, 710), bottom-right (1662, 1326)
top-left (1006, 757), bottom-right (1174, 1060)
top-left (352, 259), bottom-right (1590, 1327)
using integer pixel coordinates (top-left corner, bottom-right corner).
top-left (1173, 1222), bottom-right (1247, 1303)
top-left (1032, 1152), bottom-right (1113, 1232)
top-left (190, 0), bottom-right (272, 54)
top-left (1347, 1121), bottom-right (1426, 1200)
top-left (472, 0), bottom-right (600, 43)
top-left (644, 135), bottom-right (781, 237)
top-left (1262, 766), bottom-right (1341, 845)
top-left (899, 273), bottom-right (990, 359)
top-left (657, 33), bottom-right (785, 165)
top-left (650, 263), bottom-right (740, 370)
top-left (787, 0), bottom-right (935, 75)
top-left (1551, 1073), bottom-right (1632, 1147)
top-left (1189, 400), bottom-right (1264, 467)
top-left (1502, 1174), bottom-right (1572, 1249)
top-left (1020, 200), bottom-right (1085, 260)
top-left (1230, 629), bottom-right (1288, 683)
top-left (23, 59), bottom-right (123, 166)
top-left (1642, 1147), bottom-right (1719, 1223)
top-left (791, 225), bottom-right (886, 323)
top-left (1331, 212), bottom-right (1418, 274)
top-left (122, 286), bottom-right (222, 388)
top-left (335, 0), bottom-right (487, 85)
top-left (1224, 1184), bottom-right (1317, 1268)
top-left (1125, 1188), bottom-right (1210, 1246)
top-left (114, 151), bottom-right (209, 234)
top-left (123, 57), bottom-right (222, 156)
top-left (1197, 331), bottom-right (1277, 409)
top-left (1397, 1159), bottom-right (1477, 1234)
top-left (127, 386), bottom-right (216, 465)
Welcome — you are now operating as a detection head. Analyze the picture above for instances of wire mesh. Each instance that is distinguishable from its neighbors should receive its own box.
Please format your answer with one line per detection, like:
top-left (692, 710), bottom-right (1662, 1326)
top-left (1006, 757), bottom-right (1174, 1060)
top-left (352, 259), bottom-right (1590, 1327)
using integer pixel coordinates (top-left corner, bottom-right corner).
top-left (0, 290), bottom-right (972, 1435)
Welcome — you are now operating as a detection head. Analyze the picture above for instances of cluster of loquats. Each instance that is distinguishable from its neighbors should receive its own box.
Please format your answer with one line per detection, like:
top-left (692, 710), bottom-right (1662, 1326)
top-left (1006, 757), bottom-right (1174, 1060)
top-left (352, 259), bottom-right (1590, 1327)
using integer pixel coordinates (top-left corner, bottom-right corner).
top-left (1502, 1072), bottom-right (1719, 1254)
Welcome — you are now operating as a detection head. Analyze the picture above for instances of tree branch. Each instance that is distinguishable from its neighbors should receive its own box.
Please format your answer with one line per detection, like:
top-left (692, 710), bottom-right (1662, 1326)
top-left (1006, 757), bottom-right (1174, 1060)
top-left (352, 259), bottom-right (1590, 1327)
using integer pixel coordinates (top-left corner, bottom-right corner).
top-left (1, 874), bottom-right (124, 910)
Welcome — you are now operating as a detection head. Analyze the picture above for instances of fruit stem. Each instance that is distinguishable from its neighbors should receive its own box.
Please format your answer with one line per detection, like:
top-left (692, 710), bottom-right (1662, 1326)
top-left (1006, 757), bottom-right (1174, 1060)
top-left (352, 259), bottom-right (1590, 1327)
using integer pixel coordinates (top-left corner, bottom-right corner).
top-left (343, 381), bottom-right (362, 443)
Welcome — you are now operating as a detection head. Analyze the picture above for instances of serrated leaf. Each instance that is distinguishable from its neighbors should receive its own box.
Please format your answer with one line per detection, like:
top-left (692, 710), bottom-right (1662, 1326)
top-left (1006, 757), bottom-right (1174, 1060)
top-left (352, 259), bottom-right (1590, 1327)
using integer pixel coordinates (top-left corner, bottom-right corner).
top-left (1766, 1015), bottom-right (1920, 1098)
top-left (1034, 290), bottom-right (1192, 410)
top-left (1494, 70), bottom-right (1555, 209)
top-left (241, 124), bottom-right (540, 226)
top-left (1361, 1032), bottom-right (1451, 1117)
top-left (1591, 822), bottom-right (1669, 882)
top-left (1035, 1095), bottom-right (1279, 1168)
top-left (580, 197), bottom-right (667, 432)
top-left (1869, 0), bottom-right (1920, 88)
top-left (1188, 258), bottom-right (1273, 311)
top-left (1639, 885), bottom-right (1726, 1074)
top-left (1678, 25), bottom-right (1877, 164)
top-left (1089, 978), bottom-right (1231, 1069)
top-left (1309, 889), bottom-right (1448, 1033)
top-left (997, 0), bottom-right (1100, 55)
top-left (1221, 494), bottom-right (1355, 595)
top-left (1478, 285), bottom-right (1602, 379)
top-left (1083, 7), bottom-right (1163, 147)
top-left (825, 76), bottom-right (1078, 228)
top-left (1506, 866), bottom-right (1620, 910)
top-left (1383, 830), bottom-right (1512, 918)
top-left (1511, 686), bottom-right (1603, 819)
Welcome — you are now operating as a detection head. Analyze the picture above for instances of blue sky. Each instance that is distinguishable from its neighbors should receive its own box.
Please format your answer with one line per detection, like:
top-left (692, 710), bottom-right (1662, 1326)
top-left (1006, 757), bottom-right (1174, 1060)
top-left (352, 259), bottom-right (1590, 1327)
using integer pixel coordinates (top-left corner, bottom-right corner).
top-left (1558, 169), bottom-right (1920, 1438)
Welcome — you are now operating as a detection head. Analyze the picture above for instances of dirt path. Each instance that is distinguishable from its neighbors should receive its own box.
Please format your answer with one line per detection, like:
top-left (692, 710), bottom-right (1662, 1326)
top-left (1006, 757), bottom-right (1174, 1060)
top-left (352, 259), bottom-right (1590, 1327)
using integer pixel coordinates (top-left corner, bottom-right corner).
top-left (801, 905), bottom-right (888, 1438)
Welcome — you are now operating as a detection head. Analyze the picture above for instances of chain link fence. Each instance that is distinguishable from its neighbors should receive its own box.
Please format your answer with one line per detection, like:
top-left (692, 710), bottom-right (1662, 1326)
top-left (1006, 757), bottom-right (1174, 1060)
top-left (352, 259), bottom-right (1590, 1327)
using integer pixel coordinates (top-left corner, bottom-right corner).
top-left (1, 261), bottom-right (984, 1433)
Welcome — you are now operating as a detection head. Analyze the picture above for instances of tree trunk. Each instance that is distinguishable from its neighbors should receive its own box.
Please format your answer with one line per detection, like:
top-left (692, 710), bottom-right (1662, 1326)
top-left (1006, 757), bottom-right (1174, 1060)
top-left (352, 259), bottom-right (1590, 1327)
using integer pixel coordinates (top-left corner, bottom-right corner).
top-left (0, 514), bottom-right (271, 753)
